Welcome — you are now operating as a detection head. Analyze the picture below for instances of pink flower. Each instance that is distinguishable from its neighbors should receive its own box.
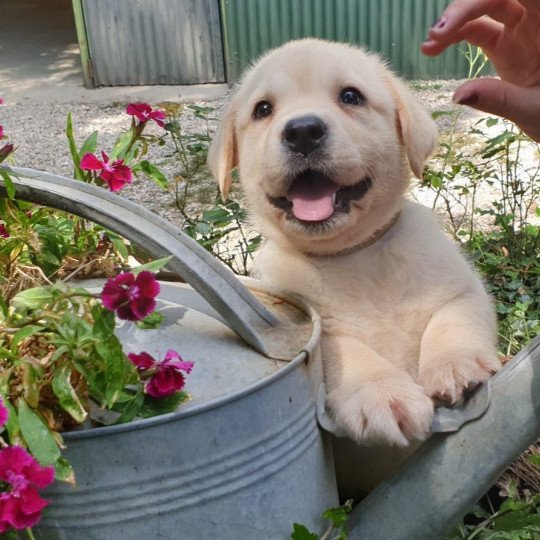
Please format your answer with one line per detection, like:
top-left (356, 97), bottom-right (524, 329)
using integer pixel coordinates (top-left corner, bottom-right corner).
top-left (126, 103), bottom-right (166, 127)
top-left (0, 126), bottom-right (4, 139)
top-left (128, 349), bottom-right (194, 398)
top-left (0, 224), bottom-right (9, 239)
top-left (80, 151), bottom-right (132, 192)
top-left (0, 397), bottom-right (8, 428)
top-left (101, 271), bottom-right (160, 321)
top-left (0, 98), bottom-right (4, 105)
top-left (0, 446), bottom-right (54, 532)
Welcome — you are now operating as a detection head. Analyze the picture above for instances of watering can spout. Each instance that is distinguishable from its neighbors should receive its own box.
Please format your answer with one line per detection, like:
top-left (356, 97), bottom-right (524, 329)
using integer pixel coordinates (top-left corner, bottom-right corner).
top-left (0, 165), bottom-right (308, 360)
top-left (345, 335), bottom-right (540, 539)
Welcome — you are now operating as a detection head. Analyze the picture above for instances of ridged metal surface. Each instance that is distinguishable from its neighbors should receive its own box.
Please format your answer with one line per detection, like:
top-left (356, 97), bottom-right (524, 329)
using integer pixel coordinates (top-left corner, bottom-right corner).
top-left (82, 0), bottom-right (225, 86)
top-left (221, 0), bottom-right (487, 80)
top-left (39, 399), bottom-right (318, 525)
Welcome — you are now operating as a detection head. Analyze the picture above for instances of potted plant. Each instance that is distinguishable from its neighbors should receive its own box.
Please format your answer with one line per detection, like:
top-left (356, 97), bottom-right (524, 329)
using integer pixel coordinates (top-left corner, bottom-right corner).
top-left (0, 99), bottom-right (338, 538)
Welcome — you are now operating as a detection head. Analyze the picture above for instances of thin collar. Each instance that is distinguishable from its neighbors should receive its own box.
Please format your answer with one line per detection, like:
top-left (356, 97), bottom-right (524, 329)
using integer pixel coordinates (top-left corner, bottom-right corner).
top-left (304, 212), bottom-right (401, 258)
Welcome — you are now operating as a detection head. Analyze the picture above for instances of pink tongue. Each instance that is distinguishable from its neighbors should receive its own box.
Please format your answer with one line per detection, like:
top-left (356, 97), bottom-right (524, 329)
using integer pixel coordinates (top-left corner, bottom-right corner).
top-left (287, 183), bottom-right (338, 221)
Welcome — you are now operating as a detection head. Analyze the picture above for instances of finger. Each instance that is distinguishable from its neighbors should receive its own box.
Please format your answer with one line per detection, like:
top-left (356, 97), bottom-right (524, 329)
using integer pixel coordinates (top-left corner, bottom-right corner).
top-left (453, 78), bottom-right (540, 141)
top-left (429, 0), bottom-right (524, 39)
top-left (422, 17), bottom-right (504, 56)
top-left (517, 0), bottom-right (540, 13)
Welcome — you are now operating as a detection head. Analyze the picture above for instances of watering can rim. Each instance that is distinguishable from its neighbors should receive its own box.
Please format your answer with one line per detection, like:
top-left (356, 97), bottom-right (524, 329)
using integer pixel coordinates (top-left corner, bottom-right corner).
top-left (62, 277), bottom-right (322, 440)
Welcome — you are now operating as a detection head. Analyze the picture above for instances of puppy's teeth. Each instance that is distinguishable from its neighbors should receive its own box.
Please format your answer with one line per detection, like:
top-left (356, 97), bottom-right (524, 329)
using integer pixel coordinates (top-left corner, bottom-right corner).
top-left (332, 192), bottom-right (337, 205)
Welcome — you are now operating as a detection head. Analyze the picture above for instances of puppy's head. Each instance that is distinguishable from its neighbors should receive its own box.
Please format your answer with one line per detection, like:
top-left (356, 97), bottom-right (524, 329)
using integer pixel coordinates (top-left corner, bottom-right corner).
top-left (208, 39), bottom-right (438, 255)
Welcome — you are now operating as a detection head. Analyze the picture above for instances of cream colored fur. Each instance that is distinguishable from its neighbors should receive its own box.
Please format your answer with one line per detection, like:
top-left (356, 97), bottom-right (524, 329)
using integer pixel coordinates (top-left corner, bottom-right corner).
top-left (208, 39), bottom-right (500, 447)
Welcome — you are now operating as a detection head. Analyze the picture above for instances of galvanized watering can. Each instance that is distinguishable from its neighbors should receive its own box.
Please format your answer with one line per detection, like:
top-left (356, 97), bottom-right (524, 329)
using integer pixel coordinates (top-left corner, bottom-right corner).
top-left (2, 165), bottom-right (540, 540)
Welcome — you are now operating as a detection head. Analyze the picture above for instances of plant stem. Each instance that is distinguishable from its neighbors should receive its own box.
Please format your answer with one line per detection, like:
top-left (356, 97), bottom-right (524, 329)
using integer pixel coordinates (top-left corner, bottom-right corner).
top-left (25, 528), bottom-right (36, 540)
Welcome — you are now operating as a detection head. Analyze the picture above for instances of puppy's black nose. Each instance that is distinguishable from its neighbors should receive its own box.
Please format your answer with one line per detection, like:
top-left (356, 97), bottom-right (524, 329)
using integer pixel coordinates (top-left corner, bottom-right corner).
top-left (283, 115), bottom-right (327, 156)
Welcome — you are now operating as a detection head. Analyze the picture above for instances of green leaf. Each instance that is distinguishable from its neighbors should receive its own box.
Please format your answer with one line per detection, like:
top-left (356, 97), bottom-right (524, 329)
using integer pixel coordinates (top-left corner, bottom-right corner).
top-left (79, 130), bottom-right (99, 156)
top-left (136, 312), bottom-right (165, 329)
top-left (137, 391), bottom-right (189, 418)
top-left (109, 233), bottom-right (130, 259)
top-left (113, 384), bottom-right (145, 424)
top-left (202, 207), bottom-right (232, 223)
top-left (132, 255), bottom-right (172, 275)
top-left (11, 285), bottom-right (54, 310)
top-left (0, 171), bottom-right (15, 199)
top-left (1, 397), bottom-right (21, 444)
top-left (291, 523), bottom-right (318, 540)
top-left (66, 112), bottom-right (84, 180)
top-left (527, 454), bottom-right (540, 469)
top-left (322, 499), bottom-right (353, 528)
top-left (11, 325), bottom-right (44, 350)
top-left (54, 456), bottom-right (76, 486)
top-left (17, 398), bottom-right (61, 466)
top-left (135, 160), bottom-right (169, 189)
top-left (92, 308), bottom-right (126, 407)
top-left (111, 130), bottom-right (134, 160)
top-left (0, 294), bottom-right (7, 317)
top-left (52, 362), bottom-right (88, 423)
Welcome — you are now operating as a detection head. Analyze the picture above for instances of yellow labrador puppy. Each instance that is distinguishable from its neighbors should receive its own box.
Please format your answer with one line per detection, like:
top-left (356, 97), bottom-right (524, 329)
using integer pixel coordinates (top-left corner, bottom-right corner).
top-left (208, 39), bottom-right (500, 447)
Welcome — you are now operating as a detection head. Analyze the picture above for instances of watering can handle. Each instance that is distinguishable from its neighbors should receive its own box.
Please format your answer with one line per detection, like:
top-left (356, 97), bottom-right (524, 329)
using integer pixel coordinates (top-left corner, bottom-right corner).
top-left (0, 166), bottom-right (283, 357)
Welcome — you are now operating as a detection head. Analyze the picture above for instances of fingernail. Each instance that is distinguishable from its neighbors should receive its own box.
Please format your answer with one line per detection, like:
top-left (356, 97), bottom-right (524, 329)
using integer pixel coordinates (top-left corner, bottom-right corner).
top-left (431, 16), bottom-right (446, 29)
top-left (454, 92), bottom-right (480, 106)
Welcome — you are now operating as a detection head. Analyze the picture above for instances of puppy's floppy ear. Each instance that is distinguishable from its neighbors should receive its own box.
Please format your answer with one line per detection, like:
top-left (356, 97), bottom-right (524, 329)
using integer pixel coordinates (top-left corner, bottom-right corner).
top-left (386, 74), bottom-right (438, 179)
top-left (207, 100), bottom-right (238, 200)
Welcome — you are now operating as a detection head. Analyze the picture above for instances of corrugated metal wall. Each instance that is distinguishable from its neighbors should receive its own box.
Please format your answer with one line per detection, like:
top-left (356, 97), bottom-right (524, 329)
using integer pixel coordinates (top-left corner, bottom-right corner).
top-left (221, 0), bottom-right (487, 81)
top-left (82, 0), bottom-right (225, 86)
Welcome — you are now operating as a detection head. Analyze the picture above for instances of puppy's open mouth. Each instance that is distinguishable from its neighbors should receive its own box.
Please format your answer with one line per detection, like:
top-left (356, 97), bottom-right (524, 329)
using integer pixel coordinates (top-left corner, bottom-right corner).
top-left (268, 169), bottom-right (372, 223)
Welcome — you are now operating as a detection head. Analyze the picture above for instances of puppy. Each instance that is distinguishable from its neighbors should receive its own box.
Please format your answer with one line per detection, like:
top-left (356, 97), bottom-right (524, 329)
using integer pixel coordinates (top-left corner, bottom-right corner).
top-left (208, 39), bottom-right (500, 447)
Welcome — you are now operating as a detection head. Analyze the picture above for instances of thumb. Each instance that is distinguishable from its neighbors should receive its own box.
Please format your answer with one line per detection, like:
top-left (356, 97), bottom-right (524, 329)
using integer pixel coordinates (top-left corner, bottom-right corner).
top-left (453, 78), bottom-right (540, 142)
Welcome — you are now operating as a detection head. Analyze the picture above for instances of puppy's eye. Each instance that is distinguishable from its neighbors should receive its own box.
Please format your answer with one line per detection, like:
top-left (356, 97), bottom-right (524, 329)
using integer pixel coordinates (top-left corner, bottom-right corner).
top-left (340, 87), bottom-right (366, 106)
top-left (253, 101), bottom-right (273, 119)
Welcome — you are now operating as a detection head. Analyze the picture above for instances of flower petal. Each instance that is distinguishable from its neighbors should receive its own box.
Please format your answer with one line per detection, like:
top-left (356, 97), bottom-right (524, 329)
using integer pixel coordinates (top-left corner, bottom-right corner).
top-left (3, 488), bottom-right (48, 529)
top-left (145, 367), bottom-right (185, 397)
top-left (23, 461), bottom-right (54, 489)
top-left (163, 350), bottom-right (194, 373)
top-left (0, 446), bottom-right (34, 479)
top-left (101, 276), bottom-right (131, 311)
top-left (149, 110), bottom-right (167, 127)
top-left (127, 352), bottom-right (156, 371)
top-left (135, 271), bottom-right (160, 299)
top-left (80, 153), bottom-right (103, 171)
top-left (130, 296), bottom-right (156, 320)
top-left (126, 103), bottom-right (152, 122)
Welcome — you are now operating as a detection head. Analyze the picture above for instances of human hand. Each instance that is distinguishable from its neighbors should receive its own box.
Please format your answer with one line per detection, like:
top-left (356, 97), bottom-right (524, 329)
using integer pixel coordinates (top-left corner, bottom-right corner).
top-left (421, 0), bottom-right (540, 142)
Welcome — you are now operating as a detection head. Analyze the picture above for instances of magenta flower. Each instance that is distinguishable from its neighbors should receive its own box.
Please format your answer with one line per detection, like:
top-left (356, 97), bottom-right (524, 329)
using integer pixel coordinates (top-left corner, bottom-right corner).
top-left (80, 151), bottom-right (133, 192)
top-left (128, 349), bottom-right (194, 398)
top-left (0, 98), bottom-right (3, 105)
top-left (0, 224), bottom-right (8, 239)
top-left (126, 103), bottom-right (166, 127)
top-left (0, 446), bottom-right (55, 532)
top-left (101, 271), bottom-right (160, 321)
top-left (0, 126), bottom-right (4, 139)
top-left (0, 397), bottom-right (8, 429)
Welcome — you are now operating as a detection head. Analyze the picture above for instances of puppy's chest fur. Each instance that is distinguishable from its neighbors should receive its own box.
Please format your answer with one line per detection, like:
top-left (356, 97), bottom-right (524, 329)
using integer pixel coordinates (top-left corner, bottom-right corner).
top-left (253, 203), bottom-right (479, 374)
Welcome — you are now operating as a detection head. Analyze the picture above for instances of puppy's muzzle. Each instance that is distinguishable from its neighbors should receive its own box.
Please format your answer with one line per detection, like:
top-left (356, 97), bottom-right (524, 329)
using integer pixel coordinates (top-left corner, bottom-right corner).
top-left (282, 115), bottom-right (327, 157)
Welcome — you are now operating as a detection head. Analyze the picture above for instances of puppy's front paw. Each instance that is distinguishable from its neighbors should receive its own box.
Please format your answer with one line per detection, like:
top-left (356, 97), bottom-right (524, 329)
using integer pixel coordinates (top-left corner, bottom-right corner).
top-left (418, 349), bottom-right (501, 405)
top-left (327, 376), bottom-right (434, 447)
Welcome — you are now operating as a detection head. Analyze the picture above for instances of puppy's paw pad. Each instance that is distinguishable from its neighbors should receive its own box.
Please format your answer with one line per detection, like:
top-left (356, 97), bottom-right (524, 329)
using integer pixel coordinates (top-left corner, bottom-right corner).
top-left (328, 378), bottom-right (434, 446)
top-left (419, 352), bottom-right (501, 405)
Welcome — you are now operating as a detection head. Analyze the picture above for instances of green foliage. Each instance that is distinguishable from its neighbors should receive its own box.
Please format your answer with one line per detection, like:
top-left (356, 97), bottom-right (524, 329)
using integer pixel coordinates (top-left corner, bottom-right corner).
top-left (423, 112), bottom-right (540, 357)
top-left (291, 500), bottom-right (353, 540)
top-left (448, 484), bottom-right (540, 539)
top-left (183, 199), bottom-right (262, 276)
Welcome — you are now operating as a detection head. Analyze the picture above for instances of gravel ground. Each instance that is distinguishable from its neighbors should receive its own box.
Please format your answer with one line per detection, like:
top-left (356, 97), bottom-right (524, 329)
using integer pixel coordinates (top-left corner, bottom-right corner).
top-left (1, 79), bottom-right (536, 229)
